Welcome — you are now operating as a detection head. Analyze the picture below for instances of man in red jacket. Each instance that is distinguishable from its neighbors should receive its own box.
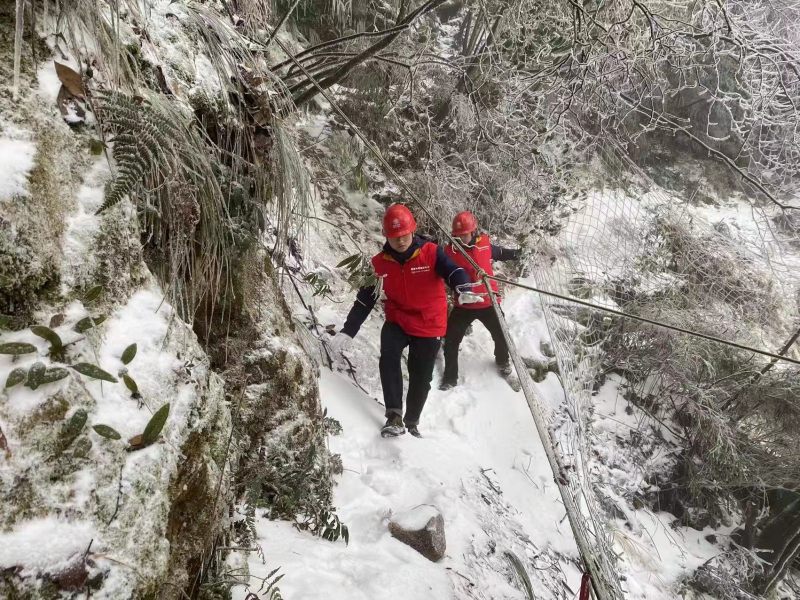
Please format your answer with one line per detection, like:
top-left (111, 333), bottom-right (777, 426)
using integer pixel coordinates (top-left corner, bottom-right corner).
top-left (328, 204), bottom-right (478, 437)
top-left (439, 210), bottom-right (521, 391)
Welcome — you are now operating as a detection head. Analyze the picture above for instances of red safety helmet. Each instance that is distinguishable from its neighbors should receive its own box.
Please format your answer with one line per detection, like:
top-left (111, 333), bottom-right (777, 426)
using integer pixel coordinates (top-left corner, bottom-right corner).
top-left (452, 210), bottom-right (478, 236)
top-left (383, 204), bottom-right (417, 238)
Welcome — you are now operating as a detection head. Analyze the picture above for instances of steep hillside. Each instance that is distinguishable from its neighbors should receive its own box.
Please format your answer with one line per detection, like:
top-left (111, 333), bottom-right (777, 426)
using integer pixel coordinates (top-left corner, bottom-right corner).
top-left (2, 1), bottom-right (800, 599)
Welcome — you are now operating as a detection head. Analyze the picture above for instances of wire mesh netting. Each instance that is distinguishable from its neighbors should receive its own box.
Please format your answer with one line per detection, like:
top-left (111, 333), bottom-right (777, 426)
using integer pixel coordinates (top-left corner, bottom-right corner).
top-left (528, 143), bottom-right (800, 597)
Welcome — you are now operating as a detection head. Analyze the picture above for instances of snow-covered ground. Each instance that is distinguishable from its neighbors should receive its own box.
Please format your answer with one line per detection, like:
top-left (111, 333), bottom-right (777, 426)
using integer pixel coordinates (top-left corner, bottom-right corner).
top-left (0, 131), bottom-right (36, 201)
top-left (235, 286), bottom-right (581, 600)
top-left (232, 253), bottom-right (728, 599)
top-left (223, 117), bottom-right (800, 597)
top-left (5, 0), bottom-right (799, 594)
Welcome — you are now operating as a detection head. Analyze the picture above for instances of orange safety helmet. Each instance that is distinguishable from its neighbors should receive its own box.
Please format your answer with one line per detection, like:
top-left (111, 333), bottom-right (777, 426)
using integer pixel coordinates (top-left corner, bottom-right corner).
top-left (452, 210), bottom-right (478, 236)
top-left (382, 204), bottom-right (417, 238)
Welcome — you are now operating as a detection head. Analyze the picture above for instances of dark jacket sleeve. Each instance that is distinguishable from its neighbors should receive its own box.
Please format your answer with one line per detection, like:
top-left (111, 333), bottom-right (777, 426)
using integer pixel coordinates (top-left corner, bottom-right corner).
top-left (491, 245), bottom-right (520, 261)
top-left (434, 246), bottom-right (470, 290)
top-left (340, 284), bottom-right (379, 338)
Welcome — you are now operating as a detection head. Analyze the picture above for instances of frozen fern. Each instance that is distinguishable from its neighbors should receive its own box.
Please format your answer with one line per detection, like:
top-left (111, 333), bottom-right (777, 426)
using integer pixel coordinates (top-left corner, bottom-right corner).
top-left (94, 93), bottom-right (182, 214)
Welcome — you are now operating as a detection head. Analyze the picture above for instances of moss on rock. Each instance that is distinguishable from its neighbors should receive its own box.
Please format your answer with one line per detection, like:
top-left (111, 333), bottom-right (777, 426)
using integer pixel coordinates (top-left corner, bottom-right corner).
top-left (92, 207), bottom-right (147, 305)
top-left (0, 114), bottom-right (79, 322)
top-left (0, 214), bottom-right (60, 321)
top-left (163, 371), bottom-right (231, 599)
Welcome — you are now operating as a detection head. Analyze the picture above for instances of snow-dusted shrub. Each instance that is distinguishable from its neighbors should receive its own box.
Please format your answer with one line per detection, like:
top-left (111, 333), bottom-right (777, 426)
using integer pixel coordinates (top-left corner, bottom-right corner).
top-left (323, 129), bottom-right (369, 193)
top-left (605, 312), bottom-right (799, 495)
top-left (689, 548), bottom-right (764, 600)
top-left (655, 219), bottom-right (783, 327)
top-left (598, 226), bottom-right (800, 593)
top-left (334, 60), bottom-right (415, 159)
top-left (240, 423), bottom-right (334, 520)
top-left (489, 0), bottom-right (800, 200)
top-left (92, 92), bottom-right (235, 319)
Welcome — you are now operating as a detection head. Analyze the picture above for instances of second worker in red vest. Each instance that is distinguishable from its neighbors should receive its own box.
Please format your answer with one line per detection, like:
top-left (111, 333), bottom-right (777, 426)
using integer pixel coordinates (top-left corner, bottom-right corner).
top-left (329, 204), bottom-right (478, 437)
top-left (440, 210), bottom-right (522, 391)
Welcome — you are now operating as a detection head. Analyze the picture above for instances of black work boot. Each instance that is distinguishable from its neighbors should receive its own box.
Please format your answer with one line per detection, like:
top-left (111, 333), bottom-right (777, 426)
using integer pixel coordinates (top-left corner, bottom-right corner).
top-left (381, 414), bottom-right (406, 437)
top-left (407, 424), bottom-right (422, 438)
top-left (438, 379), bottom-right (457, 391)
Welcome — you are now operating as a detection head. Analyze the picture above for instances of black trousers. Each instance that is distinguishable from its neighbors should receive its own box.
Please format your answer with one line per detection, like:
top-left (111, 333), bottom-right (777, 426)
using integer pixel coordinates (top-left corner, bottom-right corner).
top-left (442, 306), bottom-right (509, 384)
top-left (379, 321), bottom-right (441, 426)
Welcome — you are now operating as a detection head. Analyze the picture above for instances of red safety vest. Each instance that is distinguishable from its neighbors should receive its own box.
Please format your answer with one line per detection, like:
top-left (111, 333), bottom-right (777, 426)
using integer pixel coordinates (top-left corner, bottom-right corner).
top-left (446, 234), bottom-right (498, 309)
top-left (372, 242), bottom-right (447, 337)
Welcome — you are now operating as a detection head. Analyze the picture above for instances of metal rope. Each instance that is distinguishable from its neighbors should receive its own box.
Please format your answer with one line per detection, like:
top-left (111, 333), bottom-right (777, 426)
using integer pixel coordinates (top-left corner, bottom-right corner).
top-left (487, 275), bottom-right (800, 367)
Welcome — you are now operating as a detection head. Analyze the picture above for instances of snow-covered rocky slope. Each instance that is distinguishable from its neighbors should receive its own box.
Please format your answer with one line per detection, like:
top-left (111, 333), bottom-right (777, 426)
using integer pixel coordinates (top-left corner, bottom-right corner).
top-left (225, 155), bottom-right (794, 599)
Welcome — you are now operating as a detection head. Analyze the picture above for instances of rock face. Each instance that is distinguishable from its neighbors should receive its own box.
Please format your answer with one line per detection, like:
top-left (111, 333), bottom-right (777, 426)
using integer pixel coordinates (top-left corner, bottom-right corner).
top-left (1, 2), bottom-right (337, 598)
top-left (389, 505), bottom-right (447, 562)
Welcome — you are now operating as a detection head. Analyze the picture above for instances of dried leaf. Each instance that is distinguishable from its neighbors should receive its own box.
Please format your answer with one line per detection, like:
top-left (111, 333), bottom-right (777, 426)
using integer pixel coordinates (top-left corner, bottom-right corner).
top-left (31, 325), bottom-right (63, 349)
top-left (93, 424), bottom-right (121, 440)
top-left (127, 433), bottom-right (144, 451)
top-left (142, 403), bottom-right (170, 445)
top-left (71, 362), bottom-right (118, 383)
top-left (56, 85), bottom-right (87, 124)
top-left (74, 315), bottom-right (106, 333)
top-left (57, 84), bottom-right (72, 114)
top-left (49, 313), bottom-right (66, 328)
top-left (121, 343), bottom-right (137, 365)
top-left (0, 342), bottom-right (37, 355)
top-left (53, 557), bottom-right (89, 591)
top-left (55, 62), bottom-right (85, 99)
top-left (5, 367), bottom-right (26, 388)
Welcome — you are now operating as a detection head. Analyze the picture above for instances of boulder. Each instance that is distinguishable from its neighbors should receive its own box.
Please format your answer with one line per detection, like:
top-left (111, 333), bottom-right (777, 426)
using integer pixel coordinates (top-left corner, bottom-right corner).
top-left (540, 340), bottom-right (556, 358)
top-left (388, 505), bottom-right (446, 562)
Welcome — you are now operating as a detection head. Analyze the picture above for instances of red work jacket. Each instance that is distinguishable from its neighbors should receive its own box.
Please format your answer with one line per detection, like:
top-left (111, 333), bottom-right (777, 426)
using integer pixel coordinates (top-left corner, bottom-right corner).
top-left (445, 234), bottom-right (499, 309)
top-left (372, 242), bottom-right (448, 337)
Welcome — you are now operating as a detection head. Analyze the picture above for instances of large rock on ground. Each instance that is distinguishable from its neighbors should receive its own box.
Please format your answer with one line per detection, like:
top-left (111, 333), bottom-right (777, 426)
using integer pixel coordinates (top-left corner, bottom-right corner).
top-left (389, 505), bottom-right (446, 562)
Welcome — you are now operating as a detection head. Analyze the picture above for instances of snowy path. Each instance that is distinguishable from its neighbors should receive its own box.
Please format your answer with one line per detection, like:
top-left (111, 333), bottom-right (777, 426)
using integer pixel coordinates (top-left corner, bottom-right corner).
top-left (230, 167), bottom-right (742, 599)
top-left (234, 291), bottom-right (585, 599)
top-left (231, 274), bottom-right (734, 600)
